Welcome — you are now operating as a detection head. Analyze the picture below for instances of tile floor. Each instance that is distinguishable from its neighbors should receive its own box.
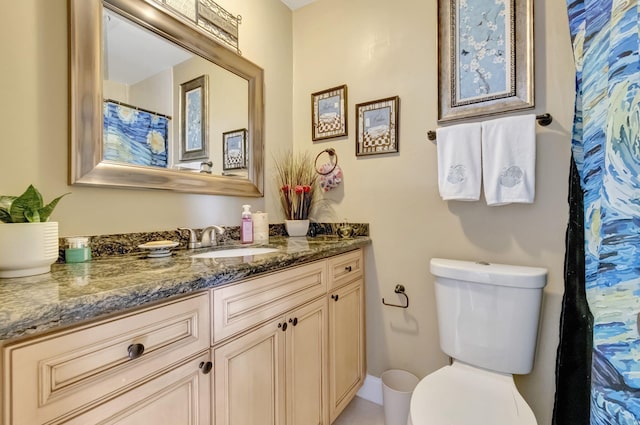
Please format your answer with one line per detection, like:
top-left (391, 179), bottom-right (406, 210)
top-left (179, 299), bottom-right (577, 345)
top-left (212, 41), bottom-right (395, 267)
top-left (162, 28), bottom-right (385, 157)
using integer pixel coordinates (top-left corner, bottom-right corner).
top-left (333, 396), bottom-right (385, 425)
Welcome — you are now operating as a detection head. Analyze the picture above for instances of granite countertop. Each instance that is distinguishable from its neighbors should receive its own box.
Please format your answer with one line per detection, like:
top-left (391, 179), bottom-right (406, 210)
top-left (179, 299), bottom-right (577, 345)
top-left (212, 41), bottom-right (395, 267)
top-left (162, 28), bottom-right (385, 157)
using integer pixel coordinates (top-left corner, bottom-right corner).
top-left (0, 236), bottom-right (371, 342)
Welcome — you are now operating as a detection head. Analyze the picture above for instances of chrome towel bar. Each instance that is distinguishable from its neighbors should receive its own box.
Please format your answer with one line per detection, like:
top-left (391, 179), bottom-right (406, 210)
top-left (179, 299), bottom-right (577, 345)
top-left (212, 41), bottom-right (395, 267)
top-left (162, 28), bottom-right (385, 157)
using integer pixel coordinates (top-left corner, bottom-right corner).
top-left (427, 113), bottom-right (553, 142)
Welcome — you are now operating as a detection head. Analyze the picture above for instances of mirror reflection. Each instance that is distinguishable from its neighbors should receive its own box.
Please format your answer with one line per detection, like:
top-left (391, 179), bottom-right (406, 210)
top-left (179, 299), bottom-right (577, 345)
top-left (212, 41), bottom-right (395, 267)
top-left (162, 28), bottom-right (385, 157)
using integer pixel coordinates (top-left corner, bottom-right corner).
top-left (102, 8), bottom-right (249, 178)
top-left (69, 0), bottom-right (264, 196)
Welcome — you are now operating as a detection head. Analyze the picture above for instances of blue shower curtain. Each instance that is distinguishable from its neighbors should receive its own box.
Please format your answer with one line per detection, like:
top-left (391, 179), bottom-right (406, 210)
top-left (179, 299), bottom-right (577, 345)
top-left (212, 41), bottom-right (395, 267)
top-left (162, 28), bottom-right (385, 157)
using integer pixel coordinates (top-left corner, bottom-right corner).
top-left (565, 0), bottom-right (640, 422)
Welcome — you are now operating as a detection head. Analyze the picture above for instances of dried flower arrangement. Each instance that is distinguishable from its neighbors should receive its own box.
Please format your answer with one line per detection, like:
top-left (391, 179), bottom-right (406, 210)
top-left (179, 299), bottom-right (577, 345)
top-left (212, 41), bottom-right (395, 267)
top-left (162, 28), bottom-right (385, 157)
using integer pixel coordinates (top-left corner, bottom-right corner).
top-left (273, 151), bottom-right (318, 220)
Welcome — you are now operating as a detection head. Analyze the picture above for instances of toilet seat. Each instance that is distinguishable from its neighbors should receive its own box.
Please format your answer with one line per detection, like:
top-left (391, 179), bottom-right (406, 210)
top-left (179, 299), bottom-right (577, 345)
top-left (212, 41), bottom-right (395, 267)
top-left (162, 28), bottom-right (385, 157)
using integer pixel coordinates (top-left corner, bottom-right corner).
top-left (409, 362), bottom-right (537, 425)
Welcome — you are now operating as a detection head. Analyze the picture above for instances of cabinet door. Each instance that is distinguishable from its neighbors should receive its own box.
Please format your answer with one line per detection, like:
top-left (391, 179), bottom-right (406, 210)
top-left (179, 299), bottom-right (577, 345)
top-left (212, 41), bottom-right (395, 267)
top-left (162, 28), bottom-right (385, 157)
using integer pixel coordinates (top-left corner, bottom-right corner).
top-left (63, 351), bottom-right (211, 425)
top-left (285, 297), bottom-right (328, 425)
top-left (213, 317), bottom-right (286, 425)
top-left (328, 278), bottom-right (365, 422)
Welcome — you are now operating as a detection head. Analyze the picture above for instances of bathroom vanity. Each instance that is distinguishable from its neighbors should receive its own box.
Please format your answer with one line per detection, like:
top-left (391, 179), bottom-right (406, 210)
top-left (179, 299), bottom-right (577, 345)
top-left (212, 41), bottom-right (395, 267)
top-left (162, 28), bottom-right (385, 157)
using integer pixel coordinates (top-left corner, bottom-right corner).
top-left (0, 237), bottom-right (368, 425)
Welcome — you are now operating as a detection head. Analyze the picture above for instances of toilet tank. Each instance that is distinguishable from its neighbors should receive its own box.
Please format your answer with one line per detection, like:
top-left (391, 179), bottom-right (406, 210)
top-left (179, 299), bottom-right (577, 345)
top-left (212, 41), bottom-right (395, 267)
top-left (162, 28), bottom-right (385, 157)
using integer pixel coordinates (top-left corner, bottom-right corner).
top-left (430, 258), bottom-right (547, 375)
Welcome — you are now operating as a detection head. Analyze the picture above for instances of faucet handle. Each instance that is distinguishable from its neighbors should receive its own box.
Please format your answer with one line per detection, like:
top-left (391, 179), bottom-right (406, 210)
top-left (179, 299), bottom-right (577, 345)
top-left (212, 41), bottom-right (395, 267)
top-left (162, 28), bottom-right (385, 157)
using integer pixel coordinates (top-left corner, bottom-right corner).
top-left (178, 227), bottom-right (198, 248)
top-left (203, 225), bottom-right (225, 235)
top-left (201, 225), bottom-right (225, 247)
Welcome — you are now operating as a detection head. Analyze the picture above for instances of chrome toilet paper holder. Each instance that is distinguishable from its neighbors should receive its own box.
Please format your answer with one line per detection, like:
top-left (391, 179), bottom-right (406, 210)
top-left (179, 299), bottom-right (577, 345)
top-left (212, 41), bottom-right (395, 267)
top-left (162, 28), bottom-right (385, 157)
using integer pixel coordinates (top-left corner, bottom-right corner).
top-left (382, 284), bottom-right (409, 309)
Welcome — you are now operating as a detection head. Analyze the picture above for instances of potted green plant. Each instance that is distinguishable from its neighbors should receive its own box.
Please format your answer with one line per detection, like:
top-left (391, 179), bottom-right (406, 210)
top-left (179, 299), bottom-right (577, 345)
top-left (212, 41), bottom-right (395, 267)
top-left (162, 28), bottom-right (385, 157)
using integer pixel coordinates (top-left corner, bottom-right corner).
top-left (0, 185), bottom-right (68, 278)
top-left (273, 151), bottom-right (318, 237)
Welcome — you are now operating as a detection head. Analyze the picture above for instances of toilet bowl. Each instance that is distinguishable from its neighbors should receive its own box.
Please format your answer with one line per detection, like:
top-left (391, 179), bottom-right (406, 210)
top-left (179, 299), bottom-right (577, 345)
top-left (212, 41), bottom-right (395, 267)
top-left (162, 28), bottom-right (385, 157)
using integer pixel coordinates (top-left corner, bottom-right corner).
top-left (409, 361), bottom-right (536, 425)
top-left (409, 258), bottom-right (547, 425)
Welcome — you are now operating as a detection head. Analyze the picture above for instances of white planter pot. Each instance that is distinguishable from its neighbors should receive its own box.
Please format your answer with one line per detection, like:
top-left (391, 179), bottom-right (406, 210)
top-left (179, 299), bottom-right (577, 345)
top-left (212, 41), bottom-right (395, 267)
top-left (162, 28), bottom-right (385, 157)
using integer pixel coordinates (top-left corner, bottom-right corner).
top-left (285, 219), bottom-right (309, 237)
top-left (0, 222), bottom-right (59, 278)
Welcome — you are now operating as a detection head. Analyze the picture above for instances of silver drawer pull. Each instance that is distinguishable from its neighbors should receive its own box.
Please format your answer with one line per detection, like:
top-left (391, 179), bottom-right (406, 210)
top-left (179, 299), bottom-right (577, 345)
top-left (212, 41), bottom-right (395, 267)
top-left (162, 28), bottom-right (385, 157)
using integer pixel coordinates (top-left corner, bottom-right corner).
top-left (127, 343), bottom-right (145, 360)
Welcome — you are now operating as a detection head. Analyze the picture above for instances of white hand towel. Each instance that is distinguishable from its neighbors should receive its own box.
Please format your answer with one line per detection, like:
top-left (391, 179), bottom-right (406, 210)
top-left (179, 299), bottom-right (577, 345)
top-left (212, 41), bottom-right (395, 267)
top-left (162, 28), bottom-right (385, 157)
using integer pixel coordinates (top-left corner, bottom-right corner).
top-left (436, 123), bottom-right (482, 201)
top-left (481, 114), bottom-right (536, 206)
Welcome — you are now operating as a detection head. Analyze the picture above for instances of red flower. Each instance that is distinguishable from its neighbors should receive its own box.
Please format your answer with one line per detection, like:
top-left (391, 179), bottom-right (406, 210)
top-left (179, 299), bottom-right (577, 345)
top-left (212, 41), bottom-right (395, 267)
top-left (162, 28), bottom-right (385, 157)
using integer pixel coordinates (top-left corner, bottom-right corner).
top-left (303, 185), bottom-right (311, 193)
top-left (281, 185), bottom-right (290, 192)
top-left (295, 185), bottom-right (304, 194)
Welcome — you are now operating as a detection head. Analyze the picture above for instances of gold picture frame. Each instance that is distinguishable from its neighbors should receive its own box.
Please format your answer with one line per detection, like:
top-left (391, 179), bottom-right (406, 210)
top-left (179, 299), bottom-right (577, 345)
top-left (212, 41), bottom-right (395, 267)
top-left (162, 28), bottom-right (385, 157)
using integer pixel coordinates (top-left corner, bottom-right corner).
top-left (222, 128), bottom-right (247, 170)
top-left (355, 96), bottom-right (399, 156)
top-left (311, 85), bottom-right (348, 141)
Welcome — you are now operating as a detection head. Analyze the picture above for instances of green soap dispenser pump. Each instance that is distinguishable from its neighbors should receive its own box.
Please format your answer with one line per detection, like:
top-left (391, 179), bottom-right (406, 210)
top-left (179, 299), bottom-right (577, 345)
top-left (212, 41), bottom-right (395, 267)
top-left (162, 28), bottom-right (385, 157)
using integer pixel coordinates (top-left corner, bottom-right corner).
top-left (240, 205), bottom-right (253, 244)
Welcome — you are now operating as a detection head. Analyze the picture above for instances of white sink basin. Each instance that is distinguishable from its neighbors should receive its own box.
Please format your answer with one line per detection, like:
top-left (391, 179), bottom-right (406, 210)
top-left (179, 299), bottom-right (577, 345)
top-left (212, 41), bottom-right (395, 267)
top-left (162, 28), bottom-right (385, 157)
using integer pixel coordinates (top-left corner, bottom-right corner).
top-left (190, 247), bottom-right (279, 259)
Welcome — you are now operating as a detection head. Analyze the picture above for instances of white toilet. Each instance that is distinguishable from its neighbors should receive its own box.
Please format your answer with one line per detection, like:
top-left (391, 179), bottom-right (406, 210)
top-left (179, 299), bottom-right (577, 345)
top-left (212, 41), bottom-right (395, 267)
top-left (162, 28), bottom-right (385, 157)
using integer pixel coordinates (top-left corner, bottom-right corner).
top-left (409, 258), bottom-right (548, 425)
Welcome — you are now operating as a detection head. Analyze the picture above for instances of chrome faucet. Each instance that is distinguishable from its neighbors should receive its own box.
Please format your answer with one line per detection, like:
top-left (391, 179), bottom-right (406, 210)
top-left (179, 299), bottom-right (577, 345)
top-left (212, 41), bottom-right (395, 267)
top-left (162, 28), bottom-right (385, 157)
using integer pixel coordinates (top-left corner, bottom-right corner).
top-left (200, 225), bottom-right (225, 247)
top-left (178, 226), bottom-right (225, 249)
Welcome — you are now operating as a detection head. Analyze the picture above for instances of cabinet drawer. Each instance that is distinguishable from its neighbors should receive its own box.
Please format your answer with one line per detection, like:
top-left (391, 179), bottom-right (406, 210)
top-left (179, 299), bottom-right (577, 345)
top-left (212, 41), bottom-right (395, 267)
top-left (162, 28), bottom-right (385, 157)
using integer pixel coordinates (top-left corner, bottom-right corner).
top-left (212, 261), bottom-right (327, 343)
top-left (328, 249), bottom-right (363, 291)
top-left (3, 292), bottom-right (210, 425)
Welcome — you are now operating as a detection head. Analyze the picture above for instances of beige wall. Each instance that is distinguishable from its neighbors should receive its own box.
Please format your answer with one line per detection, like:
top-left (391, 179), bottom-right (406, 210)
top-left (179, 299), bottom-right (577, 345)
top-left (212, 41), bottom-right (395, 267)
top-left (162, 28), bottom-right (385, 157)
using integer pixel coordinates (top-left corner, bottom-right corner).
top-left (2, 0), bottom-right (575, 423)
top-left (292, 0), bottom-right (574, 423)
top-left (0, 0), bottom-right (292, 236)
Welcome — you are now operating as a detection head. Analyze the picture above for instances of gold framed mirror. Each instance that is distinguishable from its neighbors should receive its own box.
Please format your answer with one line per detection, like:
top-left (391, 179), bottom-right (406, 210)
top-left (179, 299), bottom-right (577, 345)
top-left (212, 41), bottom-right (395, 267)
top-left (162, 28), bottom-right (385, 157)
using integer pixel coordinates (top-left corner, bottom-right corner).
top-left (69, 0), bottom-right (264, 196)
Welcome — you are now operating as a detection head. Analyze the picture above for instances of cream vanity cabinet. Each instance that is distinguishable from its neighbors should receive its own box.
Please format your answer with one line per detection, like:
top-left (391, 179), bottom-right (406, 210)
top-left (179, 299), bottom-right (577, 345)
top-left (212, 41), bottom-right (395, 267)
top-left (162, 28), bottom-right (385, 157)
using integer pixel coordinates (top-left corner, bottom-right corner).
top-left (211, 248), bottom-right (365, 425)
top-left (327, 250), bottom-right (366, 422)
top-left (1, 248), bottom-right (365, 425)
top-left (2, 292), bottom-right (211, 425)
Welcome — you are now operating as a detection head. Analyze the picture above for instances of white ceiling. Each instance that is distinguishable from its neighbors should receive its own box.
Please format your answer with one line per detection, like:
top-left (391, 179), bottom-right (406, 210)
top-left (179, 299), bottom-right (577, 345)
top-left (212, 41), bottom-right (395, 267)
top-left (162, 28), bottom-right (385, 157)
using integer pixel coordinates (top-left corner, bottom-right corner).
top-left (280, 0), bottom-right (316, 10)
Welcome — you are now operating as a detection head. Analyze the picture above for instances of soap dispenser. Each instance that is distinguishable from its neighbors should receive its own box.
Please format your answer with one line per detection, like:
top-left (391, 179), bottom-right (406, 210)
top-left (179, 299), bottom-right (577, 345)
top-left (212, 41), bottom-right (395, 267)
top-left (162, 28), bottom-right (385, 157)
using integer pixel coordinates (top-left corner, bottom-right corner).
top-left (241, 205), bottom-right (253, 244)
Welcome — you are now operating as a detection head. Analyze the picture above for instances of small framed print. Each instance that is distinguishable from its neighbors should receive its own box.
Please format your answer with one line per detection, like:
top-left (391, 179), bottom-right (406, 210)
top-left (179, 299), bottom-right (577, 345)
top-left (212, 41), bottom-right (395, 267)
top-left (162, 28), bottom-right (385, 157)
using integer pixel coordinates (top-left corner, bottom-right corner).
top-left (355, 96), bottom-right (399, 156)
top-left (180, 74), bottom-right (209, 161)
top-left (311, 85), bottom-right (347, 141)
top-left (222, 128), bottom-right (247, 170)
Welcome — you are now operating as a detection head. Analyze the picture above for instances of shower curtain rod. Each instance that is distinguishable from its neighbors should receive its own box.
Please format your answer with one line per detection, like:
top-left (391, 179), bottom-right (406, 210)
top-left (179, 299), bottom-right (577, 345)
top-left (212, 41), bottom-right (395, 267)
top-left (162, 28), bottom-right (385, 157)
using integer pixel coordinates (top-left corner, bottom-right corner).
top-left (104, 99), bottom-right (173, 120)
top-left (426, 113), bottom-right (552, 142)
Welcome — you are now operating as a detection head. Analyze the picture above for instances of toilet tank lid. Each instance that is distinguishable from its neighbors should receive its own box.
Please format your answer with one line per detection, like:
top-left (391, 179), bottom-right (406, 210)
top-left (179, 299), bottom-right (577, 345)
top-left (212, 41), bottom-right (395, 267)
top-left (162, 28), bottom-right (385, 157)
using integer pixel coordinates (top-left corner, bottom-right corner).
top-left (430, 258), bottom-right (548, 289)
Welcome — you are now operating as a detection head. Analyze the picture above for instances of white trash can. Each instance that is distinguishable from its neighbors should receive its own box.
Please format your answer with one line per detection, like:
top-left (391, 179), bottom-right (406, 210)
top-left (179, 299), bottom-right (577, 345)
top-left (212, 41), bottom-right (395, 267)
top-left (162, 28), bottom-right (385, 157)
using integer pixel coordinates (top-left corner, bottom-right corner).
top-left (381, 369), bottom-right (419, 425)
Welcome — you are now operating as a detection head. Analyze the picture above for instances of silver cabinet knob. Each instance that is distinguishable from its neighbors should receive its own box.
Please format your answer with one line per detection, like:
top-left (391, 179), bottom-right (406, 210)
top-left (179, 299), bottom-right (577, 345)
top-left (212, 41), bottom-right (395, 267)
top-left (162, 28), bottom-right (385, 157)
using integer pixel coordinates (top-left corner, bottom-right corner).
top-left (127, 343), bottom-right (145, 360)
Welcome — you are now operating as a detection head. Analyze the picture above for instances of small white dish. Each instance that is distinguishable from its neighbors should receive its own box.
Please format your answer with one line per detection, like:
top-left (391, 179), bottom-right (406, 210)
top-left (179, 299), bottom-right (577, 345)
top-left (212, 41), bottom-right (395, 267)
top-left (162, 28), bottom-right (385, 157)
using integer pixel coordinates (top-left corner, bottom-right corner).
top-left (139, 240), bottom-right (179, 250)
top-left (138, 240), bottom-right (179, 258)
top-left (146, 250), bottom-right (172, 258)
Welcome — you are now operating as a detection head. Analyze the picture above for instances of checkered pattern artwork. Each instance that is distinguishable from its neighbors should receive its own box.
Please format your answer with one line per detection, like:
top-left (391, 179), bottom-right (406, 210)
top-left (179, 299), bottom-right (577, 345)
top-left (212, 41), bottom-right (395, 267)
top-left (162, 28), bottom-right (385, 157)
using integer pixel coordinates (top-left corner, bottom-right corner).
top-left (362, 126), bottom-right (394, 151)
top-left (317, 114), bottom-right (342, 135)
top-left (312, 85), bottom-right (348, 141)
top-left (222, 128), bottom-right (247, 170)
top-left (356, 96), bottom-right (399, 156)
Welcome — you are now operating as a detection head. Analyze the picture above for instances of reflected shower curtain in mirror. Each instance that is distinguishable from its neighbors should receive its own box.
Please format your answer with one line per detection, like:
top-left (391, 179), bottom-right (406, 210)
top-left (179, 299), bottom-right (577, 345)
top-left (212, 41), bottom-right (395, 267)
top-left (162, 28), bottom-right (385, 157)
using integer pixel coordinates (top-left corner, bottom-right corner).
top-left (563, 0), bottom-right (640, 422)
top-left (103, 101), bottom-right (169, 168)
